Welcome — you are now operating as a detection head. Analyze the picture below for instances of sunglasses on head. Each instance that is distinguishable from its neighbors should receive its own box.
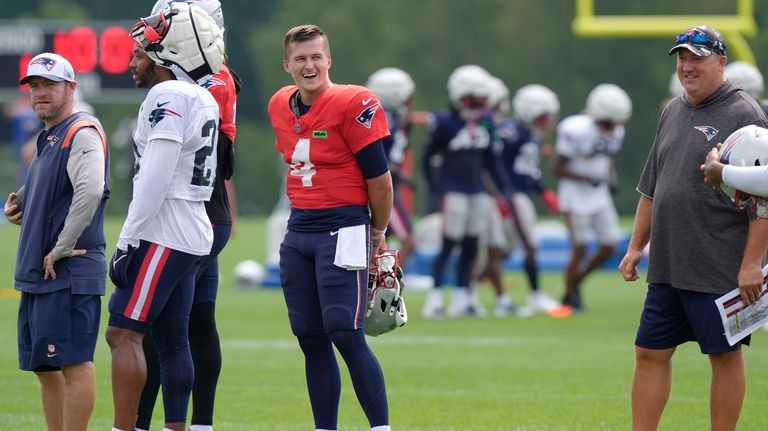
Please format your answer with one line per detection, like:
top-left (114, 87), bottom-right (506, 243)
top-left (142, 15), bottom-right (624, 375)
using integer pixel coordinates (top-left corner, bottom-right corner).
top-left (675, 29), bottom-right (724, 54)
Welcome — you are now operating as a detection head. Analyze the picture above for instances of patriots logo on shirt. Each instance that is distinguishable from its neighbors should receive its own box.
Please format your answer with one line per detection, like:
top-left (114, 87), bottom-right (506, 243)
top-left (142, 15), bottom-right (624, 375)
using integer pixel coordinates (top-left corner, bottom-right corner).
top-left (149, 104), bottom-right (182, 127)
top-left (694, 125), bottom-right (719, 142)
top-left (355, 102), bottom-right (380, 129)
top-left (46, 135), bottom-right (59, 146)
top-left (31, 57), bottom-right (56, 71)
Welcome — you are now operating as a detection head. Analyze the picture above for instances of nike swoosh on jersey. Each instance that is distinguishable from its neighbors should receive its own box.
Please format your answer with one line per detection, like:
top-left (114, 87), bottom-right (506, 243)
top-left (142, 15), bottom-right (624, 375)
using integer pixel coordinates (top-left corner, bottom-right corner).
top-left (362, 97), bottom-right (373, 105)
top-left (82, 149), bottom-right (96, 154)
top-left (156, 101), bottom-right (171, 107)
top-left (330, 230), bottom-right (339, 236)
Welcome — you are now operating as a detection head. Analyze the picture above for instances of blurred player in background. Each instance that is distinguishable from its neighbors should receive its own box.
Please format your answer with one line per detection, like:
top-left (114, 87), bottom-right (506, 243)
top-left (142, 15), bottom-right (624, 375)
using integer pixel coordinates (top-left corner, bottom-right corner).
top-left (552, 83), bottom-right (631, 314)
top-left (366, 67), bottom-right (416, 265)
top-left (4, 52), bottom-right (109, 431)
top-left (479, 81), bottom-right (562, 316)
top-left (136, 2), bottom-right (240, 430)
top-left (421, 64), bottom-right (508, 319)
top-left (724, 60), bottom-right (767, 115)
top-left (268, 24), bottom-right (393, 431)
top-left (104, 4), bottom-right (225, 430)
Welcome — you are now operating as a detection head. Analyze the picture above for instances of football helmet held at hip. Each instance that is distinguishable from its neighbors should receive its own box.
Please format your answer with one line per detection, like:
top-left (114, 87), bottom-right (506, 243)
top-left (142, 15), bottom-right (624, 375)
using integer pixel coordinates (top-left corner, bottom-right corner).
top-left (365, 250), bottom-right (407, 337)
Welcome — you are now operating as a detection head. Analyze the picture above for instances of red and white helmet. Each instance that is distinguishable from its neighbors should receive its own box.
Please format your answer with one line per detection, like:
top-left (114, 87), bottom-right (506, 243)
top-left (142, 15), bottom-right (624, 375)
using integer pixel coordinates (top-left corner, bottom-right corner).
top-left (131, 2), bottom-right (225, 82)
top-left (365, 250), bottom-right (407, 337)
top-left (719, 124), bottom-right (768, 208)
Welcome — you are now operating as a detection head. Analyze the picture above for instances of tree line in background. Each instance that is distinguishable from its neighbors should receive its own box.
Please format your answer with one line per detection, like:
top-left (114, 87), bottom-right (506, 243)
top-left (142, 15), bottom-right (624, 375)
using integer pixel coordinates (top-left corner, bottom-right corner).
top-left (4, 0), bottom-right (768, 215)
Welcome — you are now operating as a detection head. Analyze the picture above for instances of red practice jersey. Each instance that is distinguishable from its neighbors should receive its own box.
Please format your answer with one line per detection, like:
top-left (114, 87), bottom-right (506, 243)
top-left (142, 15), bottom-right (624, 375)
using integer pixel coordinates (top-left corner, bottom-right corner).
top-left (268, 84), bottom-right (390, 209)
top-left (205, 64), bottom-right (237, 142)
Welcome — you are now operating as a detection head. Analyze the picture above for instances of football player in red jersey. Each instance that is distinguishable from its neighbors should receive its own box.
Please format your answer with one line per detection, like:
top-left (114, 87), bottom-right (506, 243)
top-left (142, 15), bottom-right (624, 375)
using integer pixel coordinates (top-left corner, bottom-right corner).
top-left (268, 24), bottom-right (393, 431)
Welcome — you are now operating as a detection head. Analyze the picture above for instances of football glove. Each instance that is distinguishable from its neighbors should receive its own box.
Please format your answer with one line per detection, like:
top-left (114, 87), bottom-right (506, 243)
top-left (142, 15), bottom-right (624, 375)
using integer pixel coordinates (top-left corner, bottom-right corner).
top-left (109, 245), bottom-right (134, 289)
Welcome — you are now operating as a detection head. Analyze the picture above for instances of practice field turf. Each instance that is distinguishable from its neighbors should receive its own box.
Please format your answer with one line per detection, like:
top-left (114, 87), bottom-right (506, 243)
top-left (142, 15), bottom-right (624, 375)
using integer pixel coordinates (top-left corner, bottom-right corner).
top-left (1, 217), bottom-right (768, 430)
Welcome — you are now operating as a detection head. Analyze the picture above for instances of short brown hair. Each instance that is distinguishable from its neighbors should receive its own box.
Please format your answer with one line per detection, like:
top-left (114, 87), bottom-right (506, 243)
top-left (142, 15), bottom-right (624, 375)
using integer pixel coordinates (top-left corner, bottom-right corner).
top-left (283, 24), bottom-right (328, 58)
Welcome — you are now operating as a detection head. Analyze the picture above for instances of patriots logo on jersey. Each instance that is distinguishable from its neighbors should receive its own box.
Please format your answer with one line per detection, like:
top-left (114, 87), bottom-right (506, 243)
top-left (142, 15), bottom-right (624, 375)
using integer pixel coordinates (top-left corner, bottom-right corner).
top-left (694, 125), bottom-right (719, 142)
top-left (149, 105), bottom-right (182, 127)
top-left (31, 56), bottom-right (57, 71)
top-left (46, 135), bottom-right (59, 146)
top-left (356, 103), bottom-right (380, 129)
top-left (201, 76), bottom-right (226, 89)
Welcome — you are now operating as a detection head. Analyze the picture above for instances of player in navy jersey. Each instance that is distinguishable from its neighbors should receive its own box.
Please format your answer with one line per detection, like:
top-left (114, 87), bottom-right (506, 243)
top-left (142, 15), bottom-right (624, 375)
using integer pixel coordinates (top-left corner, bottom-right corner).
top-left (366, 67), bottom-right (416, 265)
top-left (420, 64), bottom-right (508, 319)
top-left (4, 52), bottom-right (109, 431)
top-left (104, 5), bottom-right (225, 431)
top-left (478, 79), bottom-right (561, 316)
top-left (268, 24), bottom-right (393, 431)
top-left (135, 2), bottom-right (239, 430)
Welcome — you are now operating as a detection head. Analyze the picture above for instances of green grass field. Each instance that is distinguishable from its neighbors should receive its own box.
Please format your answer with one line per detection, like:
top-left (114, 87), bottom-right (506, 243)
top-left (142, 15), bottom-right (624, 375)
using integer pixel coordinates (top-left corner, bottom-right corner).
top-left (1, 217), bottom-right (768, 430)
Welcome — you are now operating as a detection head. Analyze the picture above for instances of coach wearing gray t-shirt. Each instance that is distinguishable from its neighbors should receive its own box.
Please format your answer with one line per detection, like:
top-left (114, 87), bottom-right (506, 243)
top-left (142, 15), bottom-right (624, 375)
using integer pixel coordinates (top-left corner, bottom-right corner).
top-left (619, 25), bottom-right (768, 430)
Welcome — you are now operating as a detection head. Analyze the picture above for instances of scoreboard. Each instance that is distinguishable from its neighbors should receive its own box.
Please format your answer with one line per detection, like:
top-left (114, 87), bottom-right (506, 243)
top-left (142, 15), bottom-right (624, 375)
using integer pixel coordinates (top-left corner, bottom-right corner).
top-left (0, 20), bottom-right (139, 103)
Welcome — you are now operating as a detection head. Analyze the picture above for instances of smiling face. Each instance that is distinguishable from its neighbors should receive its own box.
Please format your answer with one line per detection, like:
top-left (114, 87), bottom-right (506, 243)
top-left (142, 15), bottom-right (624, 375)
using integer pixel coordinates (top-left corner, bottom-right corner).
top-left (283, 34), bottom-right (332, 105)
top-left (26, 77), bottom-right (75, 128)
top-left (676, 49), bottom-right (726, 105)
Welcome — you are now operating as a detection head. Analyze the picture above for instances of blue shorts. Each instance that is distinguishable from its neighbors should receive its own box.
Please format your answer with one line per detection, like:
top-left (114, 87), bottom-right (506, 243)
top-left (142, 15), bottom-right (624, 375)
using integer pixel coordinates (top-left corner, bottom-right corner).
top-left (193, 223), bottom-right (232, 304)
top-left (18, 290), bottom-right (101, 371)
top-left (279, 229), bottom-right (369, 337)
top-left (108, 240), bottom-right (201, 333)
top-left (636, 283), bottom-right (750, 354)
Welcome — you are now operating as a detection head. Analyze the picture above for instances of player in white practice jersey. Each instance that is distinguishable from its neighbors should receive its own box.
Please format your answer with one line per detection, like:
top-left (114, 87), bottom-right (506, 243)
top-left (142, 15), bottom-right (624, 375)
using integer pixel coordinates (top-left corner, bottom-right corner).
top-left (552, 84), bottom-right (631, 314)
top-left (104, 3), bottom-right (225, 431)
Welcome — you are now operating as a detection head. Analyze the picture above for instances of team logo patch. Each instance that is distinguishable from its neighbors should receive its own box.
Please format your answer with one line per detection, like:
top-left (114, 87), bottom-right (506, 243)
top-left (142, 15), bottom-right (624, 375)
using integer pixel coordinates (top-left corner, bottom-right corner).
top-left (201, 76), bottom-right (225, 89)
top-left (355, 103), bottom-right (380, 129)
top-left (313, 130), bottom-right (328, 139)
top-left (694, 125), bottom-right (719, 142)
top-left (149, 102), bottom-right (182, 127)
top-left (31, 57), bottom-right (57, 71)
top-left (46, 135), bottom-right (59, 146)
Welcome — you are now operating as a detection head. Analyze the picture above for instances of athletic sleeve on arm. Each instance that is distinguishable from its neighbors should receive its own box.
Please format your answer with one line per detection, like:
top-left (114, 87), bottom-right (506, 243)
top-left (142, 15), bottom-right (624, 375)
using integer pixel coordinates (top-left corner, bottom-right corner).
top-left (52, 127), bottom-right (105, 257)
top-left (722, 165), bottom-right (768, 196)
top-left (354, 139), bottom-right (389, 179)
top-left (117, 137), bottom-right (182, 250)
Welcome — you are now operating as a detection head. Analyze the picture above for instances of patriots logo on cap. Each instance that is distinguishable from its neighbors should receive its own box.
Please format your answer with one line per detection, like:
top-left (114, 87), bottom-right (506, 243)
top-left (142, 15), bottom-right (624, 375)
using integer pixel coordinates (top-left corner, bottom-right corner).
top-left (31, 57), bottom-right (57, 71)
top-left (355, 103), bottom-right (380, 129)
top-left (694, 125), bottom-right (719, 141)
